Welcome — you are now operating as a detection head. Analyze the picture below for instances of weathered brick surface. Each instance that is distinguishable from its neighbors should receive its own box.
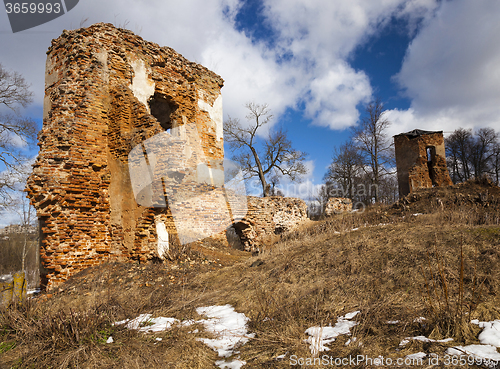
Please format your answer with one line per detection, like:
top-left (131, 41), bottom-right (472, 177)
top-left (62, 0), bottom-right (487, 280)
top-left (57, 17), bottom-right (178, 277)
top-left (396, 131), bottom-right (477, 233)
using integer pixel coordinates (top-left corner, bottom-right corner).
top-left (232, 197), bottom-right (308, 252)
top-left (26, 23), bottom-right (224, 289)
top-left (324, 197), bottom-right (352, 216)
top-left (394, 130), bottom-right (453, 198)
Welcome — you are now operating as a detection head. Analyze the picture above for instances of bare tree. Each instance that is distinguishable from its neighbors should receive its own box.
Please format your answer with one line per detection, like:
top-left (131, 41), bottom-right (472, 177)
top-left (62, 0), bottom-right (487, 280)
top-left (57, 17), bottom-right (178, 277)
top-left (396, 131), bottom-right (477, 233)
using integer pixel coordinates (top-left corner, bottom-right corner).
top-left (0, 63), bottom-right (37, 208)
top-left (471, 128), bottom-right (498, 179)
top-left (323, 141), bottom-right (364, 200)
top-left (445, 128), bottom-right (474, 183)
top-left (0, 64), bottom-right (33, 111)
top-left (351, 98), bottom-right (393, 202)
top-left (445, 127), bottom-right (499, 183)
top-left (224, 102), bottom-right (307, 197)
top-left (492, 142), bottom-right (500, 185)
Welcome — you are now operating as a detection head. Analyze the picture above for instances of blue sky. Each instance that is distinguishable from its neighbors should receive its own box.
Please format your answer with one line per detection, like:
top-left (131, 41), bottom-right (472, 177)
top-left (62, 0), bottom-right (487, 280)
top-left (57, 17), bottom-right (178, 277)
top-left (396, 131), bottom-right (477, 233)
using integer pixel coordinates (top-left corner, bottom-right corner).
top-left (1, 0), bottom-right (500, 218)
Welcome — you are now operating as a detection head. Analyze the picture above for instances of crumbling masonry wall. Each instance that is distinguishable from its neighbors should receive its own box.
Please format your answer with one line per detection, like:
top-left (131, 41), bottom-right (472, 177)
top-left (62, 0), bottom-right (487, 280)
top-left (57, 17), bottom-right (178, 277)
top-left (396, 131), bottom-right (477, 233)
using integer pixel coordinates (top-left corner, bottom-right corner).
top-left (324, 197), bottom-right (352, 216)
top-left (394, 129), bottom-right (453, 198)
top-left (232, 197), bottom-right (308, 252)
top-left (26, 24), bottom-right (224, 289)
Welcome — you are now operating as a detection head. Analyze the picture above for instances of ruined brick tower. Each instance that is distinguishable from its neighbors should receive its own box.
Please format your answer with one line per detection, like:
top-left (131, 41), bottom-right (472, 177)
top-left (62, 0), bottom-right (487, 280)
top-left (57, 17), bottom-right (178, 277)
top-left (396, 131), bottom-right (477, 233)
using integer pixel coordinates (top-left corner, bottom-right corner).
top-left (394, 129), bottom-right (453, 198)
top-left (26, 24), bottom-right (226, 289)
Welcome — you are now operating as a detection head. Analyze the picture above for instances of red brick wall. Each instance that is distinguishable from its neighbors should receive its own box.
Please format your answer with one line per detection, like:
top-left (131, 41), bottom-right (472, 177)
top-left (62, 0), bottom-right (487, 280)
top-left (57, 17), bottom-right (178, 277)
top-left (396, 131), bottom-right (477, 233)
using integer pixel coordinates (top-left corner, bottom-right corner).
top-left (26, 23), bottom-right (224, 289)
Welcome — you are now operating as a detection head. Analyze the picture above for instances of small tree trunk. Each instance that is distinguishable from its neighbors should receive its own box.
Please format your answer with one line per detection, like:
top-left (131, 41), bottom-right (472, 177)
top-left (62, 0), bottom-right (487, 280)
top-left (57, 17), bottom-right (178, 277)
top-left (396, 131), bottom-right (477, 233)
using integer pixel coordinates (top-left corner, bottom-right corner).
top-left (251, 147), bottom-right (268, 197)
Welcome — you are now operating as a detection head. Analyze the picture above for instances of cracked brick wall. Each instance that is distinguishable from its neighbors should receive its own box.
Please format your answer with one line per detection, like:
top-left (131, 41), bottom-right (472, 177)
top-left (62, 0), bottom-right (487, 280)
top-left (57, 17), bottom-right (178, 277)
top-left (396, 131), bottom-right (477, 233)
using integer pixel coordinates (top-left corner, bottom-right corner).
top-left (394, 130), bottom-right (453, 198)
top-left (26, 23), bottom-right (225, 289)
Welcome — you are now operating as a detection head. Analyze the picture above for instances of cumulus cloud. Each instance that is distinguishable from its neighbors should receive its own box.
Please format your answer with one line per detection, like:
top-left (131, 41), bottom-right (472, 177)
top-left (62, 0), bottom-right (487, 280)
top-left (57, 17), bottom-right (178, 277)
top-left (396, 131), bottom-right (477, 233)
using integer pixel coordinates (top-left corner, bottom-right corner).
top-left (0, 0), bottom-right (441, 133)
top-left (392, 0), bottom-right (500, 133)
top-left (7, 0), bottom-right (491, 142)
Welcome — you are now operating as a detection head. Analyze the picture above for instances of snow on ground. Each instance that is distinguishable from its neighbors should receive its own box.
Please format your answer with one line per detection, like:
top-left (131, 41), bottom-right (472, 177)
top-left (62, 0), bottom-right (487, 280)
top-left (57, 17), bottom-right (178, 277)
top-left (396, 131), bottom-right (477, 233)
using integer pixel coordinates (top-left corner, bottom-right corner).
top-left (399, 336), bottom-right (453, 347)
top-left (471, 319), bottom-right (500, 347)
top-left (196, 304), bottom-right (255, 369)
top-left (446, 345), bottom-right (500, 368)
top-left (27, 288), bottom-right (41, 295)
top-left (405, 352), bottom-right (427, 361)
top-left (113, 308), bottom-right (500, 367)
top-left (114, 313), bottom-right (179, 332)
top-left (443, 320), bottom-right (500, 367)
top-left (305, 311), bottom-right (360, 356)
top-left (115, 304), bottom-right (253, 369)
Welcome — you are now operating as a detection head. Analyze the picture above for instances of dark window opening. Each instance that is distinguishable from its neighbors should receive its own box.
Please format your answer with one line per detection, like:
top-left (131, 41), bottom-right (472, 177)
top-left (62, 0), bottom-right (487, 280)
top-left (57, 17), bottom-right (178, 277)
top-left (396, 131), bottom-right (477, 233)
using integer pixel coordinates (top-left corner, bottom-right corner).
top-left (426, 146), bottom-right (435, 162)
top-left (148, 93), bottom-right (178, 132)
top-left (426, 146), bottom-right (436, 186)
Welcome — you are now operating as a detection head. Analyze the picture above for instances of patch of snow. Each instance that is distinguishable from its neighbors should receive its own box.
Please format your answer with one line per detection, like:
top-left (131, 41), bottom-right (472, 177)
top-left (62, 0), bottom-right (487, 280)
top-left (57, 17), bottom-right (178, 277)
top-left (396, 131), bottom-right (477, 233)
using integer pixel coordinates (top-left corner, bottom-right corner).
top-left (115, 305), bottom-right (254, 368)
top-left (405, 352), bottom-right (426, 360)
top-left (412, 213), bottom-right (423, 216)
top-left (471, 320), bottom-right (500, 347)
top-left (305, 311), bottom-right (360, 355)
top-left (275, 353), bottom-right (287, 360)
top-left (106, 336), bottom-right (114, 344)
top-left (399, 336), bottom-right (453, 347)
top-left (344, 311), bottom-right (360, 319)
top-left (386, 320), bottom-right (400, 324)
top-left (413, 317), bottom-right (426, 323)
top-left (27, 288), bottom-right (41, 295)
top-left (345, 337), bottom-right (356, 346)
top-left (446, 345), bottom-right (500, 368)
top-left (115, 314), bottom-right (178, 333)
top-left (196, 305), bottom-right (254, 368)
top-left (399, 339), bottom-right (410, 347)
top-left (196, 305), bottom-right (254, 357)
top-left (215, 359), bottom-right (246, 369)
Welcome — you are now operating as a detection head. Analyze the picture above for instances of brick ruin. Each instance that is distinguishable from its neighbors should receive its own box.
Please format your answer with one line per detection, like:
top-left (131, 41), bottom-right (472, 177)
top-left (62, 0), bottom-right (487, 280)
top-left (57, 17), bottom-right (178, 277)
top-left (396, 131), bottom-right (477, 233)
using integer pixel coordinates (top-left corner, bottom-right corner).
top-left (232, 197), bottom-right (308, 252)
top-left (394, 129), bottom-right (453, 198)
top-left (26, 23), bottom-right (231, 289)
top-left (324, 197), bottom-right (352, 216)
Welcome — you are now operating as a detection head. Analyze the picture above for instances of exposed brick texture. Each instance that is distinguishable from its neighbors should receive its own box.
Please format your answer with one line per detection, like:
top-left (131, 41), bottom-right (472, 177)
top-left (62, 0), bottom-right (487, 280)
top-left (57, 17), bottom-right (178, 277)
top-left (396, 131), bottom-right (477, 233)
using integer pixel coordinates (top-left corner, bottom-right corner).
top-left (232, 197), bottom-right (308, 252)
top-left (394, 130), bottom-right (453, 198)
top-left (26, 24), bottom-right (225, 289)
top-left (324, 197), bottom-right (352, 216)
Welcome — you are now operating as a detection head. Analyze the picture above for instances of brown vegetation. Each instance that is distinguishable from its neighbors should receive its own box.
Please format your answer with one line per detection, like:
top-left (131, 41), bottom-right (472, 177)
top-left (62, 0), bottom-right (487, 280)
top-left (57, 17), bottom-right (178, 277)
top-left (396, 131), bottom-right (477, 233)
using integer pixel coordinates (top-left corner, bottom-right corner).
top-left (1, 179), bottom-right (500, 368)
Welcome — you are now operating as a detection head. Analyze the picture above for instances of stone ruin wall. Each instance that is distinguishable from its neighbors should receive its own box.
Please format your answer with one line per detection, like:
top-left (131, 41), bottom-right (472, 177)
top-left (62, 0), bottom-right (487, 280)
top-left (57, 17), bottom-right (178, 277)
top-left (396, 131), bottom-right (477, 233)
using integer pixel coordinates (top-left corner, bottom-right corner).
top-left (26, 23), bottom-right (225, 289)
top-left (324, 197), bottom-right (352, 216)
top-left (394, 130), bottom-right (453, 198)
top-left (232, 197), bottom-right (308, 252)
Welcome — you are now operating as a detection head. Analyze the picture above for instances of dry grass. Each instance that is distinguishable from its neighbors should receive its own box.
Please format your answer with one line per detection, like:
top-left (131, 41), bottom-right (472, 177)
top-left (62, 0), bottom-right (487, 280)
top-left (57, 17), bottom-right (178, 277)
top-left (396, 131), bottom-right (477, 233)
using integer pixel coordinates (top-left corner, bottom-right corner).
top-left (2, 180), bottom-right (500, 368)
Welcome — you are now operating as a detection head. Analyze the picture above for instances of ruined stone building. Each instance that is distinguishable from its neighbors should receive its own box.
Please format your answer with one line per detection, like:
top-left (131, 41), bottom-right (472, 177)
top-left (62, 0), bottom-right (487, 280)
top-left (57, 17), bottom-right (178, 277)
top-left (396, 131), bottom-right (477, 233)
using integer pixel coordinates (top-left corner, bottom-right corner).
top-left (394, 129), bottom-right (453, 198)
top-left (26, 23), bottom-right (231, 289)
top-left (232, 197), bottom-right (308, 252)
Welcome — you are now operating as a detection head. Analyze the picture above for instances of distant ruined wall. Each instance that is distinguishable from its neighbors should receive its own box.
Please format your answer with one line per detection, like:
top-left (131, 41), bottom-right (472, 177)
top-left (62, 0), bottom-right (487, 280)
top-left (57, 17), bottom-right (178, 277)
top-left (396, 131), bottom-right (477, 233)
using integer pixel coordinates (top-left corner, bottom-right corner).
top-left (232, 197), bottom-right (308, 252)
top-left (26, 23), bottom-right (225, 289)
top-left (394, 130), bottom-right (453, 198)
top-left (324, 197), bottom-right (352, 216)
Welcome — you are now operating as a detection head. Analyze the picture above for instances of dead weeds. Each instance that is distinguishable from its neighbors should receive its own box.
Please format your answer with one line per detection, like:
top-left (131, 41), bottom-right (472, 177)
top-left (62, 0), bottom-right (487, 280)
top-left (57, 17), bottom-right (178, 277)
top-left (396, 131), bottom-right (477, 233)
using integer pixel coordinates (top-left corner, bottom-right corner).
top-left (2, 179), bottom-right (500, 368)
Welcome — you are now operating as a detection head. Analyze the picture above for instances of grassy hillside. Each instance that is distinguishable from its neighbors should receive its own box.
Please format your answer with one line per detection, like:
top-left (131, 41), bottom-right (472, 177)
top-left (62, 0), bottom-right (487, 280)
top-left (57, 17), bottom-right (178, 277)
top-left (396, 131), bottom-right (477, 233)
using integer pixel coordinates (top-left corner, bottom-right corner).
top-left (1, 179), bottom-right (500, 368)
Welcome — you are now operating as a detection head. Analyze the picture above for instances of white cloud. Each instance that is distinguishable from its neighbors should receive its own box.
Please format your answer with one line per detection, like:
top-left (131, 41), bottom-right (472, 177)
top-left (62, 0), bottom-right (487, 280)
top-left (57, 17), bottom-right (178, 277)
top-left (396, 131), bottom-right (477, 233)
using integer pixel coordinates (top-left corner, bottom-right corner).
top-left (306, 63), bottom-right (372, 130)
top-left (0, 0), bottom-right (439, 133)
top-left (393, 0), bottom-right (500, 133)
